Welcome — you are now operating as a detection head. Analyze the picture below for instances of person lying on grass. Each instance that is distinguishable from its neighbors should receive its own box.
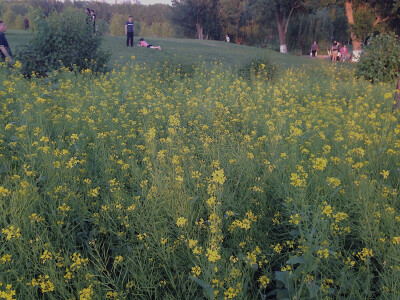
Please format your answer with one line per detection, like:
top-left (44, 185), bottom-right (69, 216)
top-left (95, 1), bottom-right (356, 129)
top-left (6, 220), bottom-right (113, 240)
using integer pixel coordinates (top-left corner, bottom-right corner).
top-left (138, 38), bottom-right (161, 51)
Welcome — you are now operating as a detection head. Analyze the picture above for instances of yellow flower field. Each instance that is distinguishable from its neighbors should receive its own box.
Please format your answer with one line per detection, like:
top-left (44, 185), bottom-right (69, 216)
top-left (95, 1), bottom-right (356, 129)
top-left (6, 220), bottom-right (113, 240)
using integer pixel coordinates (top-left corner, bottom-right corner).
top-left (0, 59), bottom-right (399, 299)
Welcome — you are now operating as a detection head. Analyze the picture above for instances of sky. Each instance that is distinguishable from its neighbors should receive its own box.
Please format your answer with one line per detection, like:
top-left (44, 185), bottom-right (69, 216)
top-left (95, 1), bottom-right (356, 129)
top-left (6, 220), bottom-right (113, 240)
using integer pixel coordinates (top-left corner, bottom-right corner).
top-left (102, 0), bottom-right (172, 5)
top-left (139, 0), bottom-right (171, 4)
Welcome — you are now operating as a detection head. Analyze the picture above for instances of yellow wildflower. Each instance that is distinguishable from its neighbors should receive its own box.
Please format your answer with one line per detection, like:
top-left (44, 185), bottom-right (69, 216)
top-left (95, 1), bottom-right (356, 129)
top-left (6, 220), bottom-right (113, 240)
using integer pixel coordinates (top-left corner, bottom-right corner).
top-left (176, 217), bottom-right (188, 227)
top-left (191, 266), bottom-right (201, 277)
top-left (206, 248), bottom-right (221, 262)
top-left (258, 275), bottom-right (270, 288)
top-left (211, 169), bottom-right (226, 185)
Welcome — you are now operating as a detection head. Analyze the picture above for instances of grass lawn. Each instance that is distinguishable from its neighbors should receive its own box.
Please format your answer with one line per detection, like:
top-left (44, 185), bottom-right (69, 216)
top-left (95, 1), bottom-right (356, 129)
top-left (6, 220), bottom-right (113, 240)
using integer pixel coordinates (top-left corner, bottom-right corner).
top-left (7, 29), bottom-right (330, 70)
top-left (102, 35), bottom-right (323, 69)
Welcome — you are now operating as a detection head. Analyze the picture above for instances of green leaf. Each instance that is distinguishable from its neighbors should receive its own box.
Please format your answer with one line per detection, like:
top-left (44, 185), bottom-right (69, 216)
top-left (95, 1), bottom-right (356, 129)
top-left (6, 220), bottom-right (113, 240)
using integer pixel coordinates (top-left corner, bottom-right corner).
top-left (276, 288), bottom-right (290, 300)
top-left (274, 271), bottom-right (290, 287)
top-left (286, 256), bottom-right (305, 265)
top-left (189, 276), bottom-right (214, 300)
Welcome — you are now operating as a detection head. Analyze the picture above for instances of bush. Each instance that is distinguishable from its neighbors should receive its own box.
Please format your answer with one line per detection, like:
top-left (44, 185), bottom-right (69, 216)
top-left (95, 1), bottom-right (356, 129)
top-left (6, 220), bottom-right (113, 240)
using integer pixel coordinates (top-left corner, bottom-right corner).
top-left (109, 13), bottom-right (126, 36)
top-left (237, 55), bottom-right (278, 82)
top-left (16, 7), bottom-right (110, 77)
top-left (356, 33), bottom-right (400, 82)
top-left (139, 22), bottom-right (174, 38)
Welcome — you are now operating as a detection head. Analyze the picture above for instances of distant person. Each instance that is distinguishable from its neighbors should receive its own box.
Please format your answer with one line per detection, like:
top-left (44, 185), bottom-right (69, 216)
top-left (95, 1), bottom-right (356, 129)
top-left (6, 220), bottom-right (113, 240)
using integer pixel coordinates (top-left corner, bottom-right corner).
top-left (90, 9), bottom-right (96, 33)
top-left (331, 41), bottom-right (340, 63)
top-left (24, 17), bottom-right (29, 30)
top-left (340, 44), bottom-right (348, 62)
top-left (138, 38), bottom-right (161, 50)
top-left (310, 41), bottom-right (318, 58)
top-left (0, 21), bottom-right (12, 64)
top-left (125, 16), bottom-right (134, 47)
top-left (225, 34), bottom-right (230, 43)
top-left (85, 8), bottom-right (91, 25)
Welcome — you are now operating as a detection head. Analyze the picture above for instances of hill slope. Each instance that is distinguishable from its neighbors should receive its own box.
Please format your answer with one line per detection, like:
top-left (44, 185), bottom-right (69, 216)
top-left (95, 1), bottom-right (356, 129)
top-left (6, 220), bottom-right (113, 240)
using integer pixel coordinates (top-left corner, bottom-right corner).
top-left (7, 29), bottom-right (325, 69)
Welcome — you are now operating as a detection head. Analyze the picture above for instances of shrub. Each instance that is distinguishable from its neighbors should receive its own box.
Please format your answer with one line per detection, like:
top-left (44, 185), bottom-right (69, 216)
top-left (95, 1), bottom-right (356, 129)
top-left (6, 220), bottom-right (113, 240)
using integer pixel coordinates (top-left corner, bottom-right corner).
top-left (16, 7), bottom-right (110, 77)
top-left (109, 13), bottom-right (126, 36)
top-left (139, 22), bottom-right (174, 38)
top-left (355, 33), bottom-right (400, 82)
top-left (237, 55), bottom-right (278, 82)
top-left (352, 8), bottom-right (375, 43)
top-left (13, 15), bottom-right (25, 30)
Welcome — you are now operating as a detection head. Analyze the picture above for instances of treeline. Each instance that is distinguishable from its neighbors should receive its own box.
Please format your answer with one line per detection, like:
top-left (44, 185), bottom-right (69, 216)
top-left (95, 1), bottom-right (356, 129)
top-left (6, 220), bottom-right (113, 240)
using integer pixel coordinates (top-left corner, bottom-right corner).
top-left (171, 0), bottom-right (400, 55)
top-left (0, 0), bottom-right (399, 54)
top-left (0, 0), bottom-right (174, 38)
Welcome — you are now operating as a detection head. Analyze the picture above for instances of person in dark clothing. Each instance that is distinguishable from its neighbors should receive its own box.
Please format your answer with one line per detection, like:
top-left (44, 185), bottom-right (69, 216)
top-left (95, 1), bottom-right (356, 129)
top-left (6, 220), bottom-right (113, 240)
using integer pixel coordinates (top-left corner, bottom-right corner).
top-left (85, 8), bottom-right (91, 25)
top-left (125, 16), bottom-right (134, 47)
top-left (24, 17), bottom-right (29, 30)
top-left (331, 41), bottom-right (340, 63)
top-left (0, 21), bottom-right (12, 64)
top-left (90, 9), bottom-right (96, 33)
top-left (310, 41), bottom-right (318, 58)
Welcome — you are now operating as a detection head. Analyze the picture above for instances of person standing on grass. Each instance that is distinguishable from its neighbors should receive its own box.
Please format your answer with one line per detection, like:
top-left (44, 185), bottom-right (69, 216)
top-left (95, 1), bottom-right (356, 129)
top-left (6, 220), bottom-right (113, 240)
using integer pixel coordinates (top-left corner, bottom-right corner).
top-left (24, 17), bottom-right (29, 30)
top-left (85, 8), bottom-right (91, 25)
top-left (0, 21), bottom-right (12, 64)
top-left (91, 9), bottom-right (96, 33)
top-left (138, 38), bottom-right (161, 50)
top-left (331, 41), bottom-right (340, 63)
top-left (125, 16), bottom-right (134, 47)
top-left (310, 41), bottom-right (318, 58)
top-left (340, 44), bottom-right (348, 62)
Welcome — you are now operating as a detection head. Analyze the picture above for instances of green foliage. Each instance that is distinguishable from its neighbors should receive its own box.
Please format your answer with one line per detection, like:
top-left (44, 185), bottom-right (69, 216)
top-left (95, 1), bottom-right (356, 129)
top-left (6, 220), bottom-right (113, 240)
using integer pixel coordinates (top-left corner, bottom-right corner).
top-left (356, 32), bottom-right (400, 82)
top-left (110, 15), bottom-right (175, 38)
top-left (332, 7), bottom-right (350, 44)
top-left (219, 0), bottom-right (246, 42)
top-left (171, 0), bottom-right (222, 40)
top-left (237, 55), bottom-right (278, 81)
top-left (95, 19), bottom-right (110, 36)
top-left (139, 22), bottom-right (174, 38)
top-left (109, 13), bottom-right (127, 36)
top-left (16, 7), bottom-right (110, 77)
top-left (352, 8), bottom-right (375, 43)
top-left (1, 53), bottom-right (398, 299)
top-left (287, 8), bottom-right (334, 54)
top-left (0, 5), bottom-right (27, 30)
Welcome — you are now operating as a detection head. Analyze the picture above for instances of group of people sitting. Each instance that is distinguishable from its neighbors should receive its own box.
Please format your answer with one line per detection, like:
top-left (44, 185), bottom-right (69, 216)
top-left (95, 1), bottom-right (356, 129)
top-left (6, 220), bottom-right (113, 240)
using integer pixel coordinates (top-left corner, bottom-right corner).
top-left (330, 41), bottom-right (348, 62)
top-left (310, 41), bottom-right (349, 62)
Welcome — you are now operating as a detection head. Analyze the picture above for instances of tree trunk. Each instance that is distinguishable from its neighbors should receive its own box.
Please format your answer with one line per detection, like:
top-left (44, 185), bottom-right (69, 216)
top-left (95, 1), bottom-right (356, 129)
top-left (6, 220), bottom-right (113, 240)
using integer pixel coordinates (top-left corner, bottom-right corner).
top-left (196, 21), bottom-right (203, 40)
top-left (275, 0), bottom-right (287, 53)
top-left (345, 0), bottom-right (362, 61)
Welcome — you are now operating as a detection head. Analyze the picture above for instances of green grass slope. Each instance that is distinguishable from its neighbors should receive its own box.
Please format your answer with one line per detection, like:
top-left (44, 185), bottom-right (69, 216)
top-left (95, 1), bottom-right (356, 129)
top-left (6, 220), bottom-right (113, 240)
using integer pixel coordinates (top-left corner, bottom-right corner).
top-left (7, 29), bottom-right (327, 69)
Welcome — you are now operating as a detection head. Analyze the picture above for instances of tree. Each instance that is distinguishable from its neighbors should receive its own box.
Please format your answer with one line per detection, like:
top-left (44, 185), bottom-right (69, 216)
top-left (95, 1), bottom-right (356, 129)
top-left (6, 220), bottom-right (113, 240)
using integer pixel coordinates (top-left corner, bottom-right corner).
top-left (16, 7), bottom-right (110, 77)
top-left (171, 0), bottom-right (221, 39)
top-left (29, 0), bottom-right (63, 15)
top-left (219, 0), bottom-right (247, 43)
top-left (250, 0), bottom-right (303, 53)
top-left (355, 33), bottom-right (400, 82)
top-left (306, 0), bottom-right (400, 60)
top-left (244, 0), bottom-right (277, 47)
top-left (287, 8), bottom-right (335, 54)
top-left (344, 0), bottom-right (362, 59)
